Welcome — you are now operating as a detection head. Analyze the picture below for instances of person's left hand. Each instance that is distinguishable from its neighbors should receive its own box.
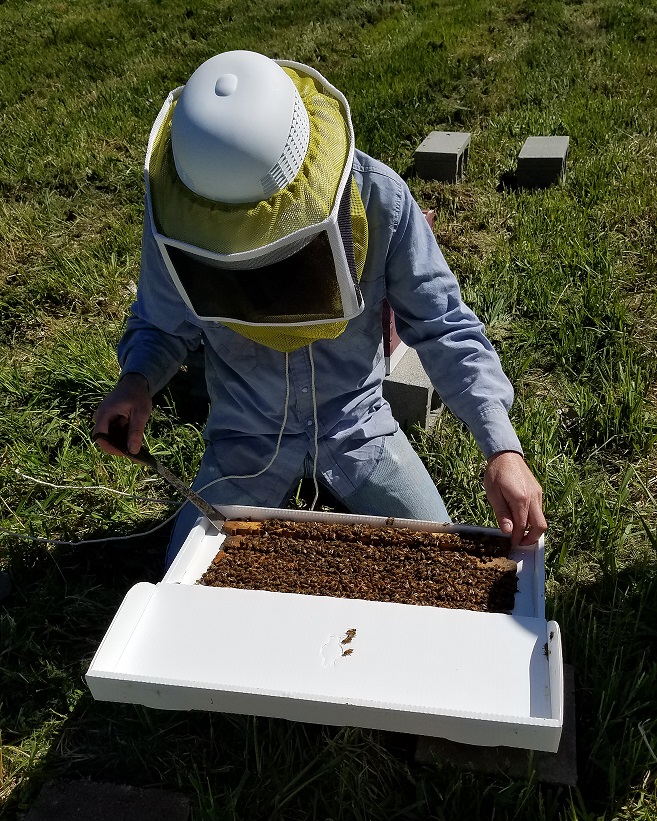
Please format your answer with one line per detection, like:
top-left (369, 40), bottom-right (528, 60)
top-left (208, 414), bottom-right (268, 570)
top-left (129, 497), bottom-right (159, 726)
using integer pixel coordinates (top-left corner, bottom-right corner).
top-left (483, 451), bottom-right (547, 546)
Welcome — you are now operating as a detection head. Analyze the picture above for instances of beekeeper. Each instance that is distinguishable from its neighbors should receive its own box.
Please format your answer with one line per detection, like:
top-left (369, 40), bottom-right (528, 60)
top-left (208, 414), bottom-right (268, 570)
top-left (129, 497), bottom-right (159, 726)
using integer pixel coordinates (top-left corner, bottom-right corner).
top-left (93, 50), bottom-right (547, 566)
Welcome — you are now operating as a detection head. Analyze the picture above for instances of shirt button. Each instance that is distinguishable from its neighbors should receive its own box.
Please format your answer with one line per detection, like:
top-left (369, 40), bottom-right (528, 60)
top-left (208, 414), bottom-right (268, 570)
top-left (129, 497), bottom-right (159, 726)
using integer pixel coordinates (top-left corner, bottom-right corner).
top-left (307, 420), bottom-right (313, 426)
top-left (301, 387), bottom-right (308, 393)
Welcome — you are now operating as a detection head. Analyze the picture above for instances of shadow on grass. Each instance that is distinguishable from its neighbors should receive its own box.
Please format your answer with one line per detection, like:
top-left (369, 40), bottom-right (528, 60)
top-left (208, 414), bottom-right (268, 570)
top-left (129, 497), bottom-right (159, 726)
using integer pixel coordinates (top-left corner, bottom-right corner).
top-left (546, 560), bottom-right (657, 810)
top-left (496, 169), bottom-right (520, 192)
top-left (1, 513), bottom-right (418, 819)
top-left (3, 516), bottom-right (656, 819)
top-left (0, 521), bottom-right (172, 816)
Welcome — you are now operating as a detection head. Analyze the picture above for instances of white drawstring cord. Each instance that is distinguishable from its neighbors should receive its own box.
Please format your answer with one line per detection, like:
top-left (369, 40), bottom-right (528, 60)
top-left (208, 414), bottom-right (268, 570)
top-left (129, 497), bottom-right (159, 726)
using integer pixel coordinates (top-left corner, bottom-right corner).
top-left (193, 351), bottom-right (290, 494)
top-left (13, 470), bottom-right (177, 506)
top-left (0, 346), bottom-right (302, 546)
top-left (0, 474), bottom-right (183, 545)
top-left (0, 510), bottom-right (182, 546)
top-left (0, 354), bottom-right (293, 547)
top-left (308, 344), bottom-right (320, 510)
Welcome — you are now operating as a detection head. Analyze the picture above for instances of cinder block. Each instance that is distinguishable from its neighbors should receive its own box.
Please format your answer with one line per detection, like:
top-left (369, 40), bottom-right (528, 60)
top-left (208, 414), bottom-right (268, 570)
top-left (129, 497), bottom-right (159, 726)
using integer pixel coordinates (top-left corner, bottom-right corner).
top-left (25, 780), bottom-right (191, 821)
top-left (517, 136), bottom-right (569, 189)
top-left (415, 131), bottom-right (471, 183)
top-left (382, 347), bottom-right (442, 431)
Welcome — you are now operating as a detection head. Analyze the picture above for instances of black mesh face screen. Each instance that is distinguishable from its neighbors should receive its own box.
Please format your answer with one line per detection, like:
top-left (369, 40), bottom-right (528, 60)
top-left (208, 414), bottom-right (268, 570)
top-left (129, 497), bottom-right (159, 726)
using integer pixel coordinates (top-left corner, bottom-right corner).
top-left (336, 177), bottom-right (361, 303)
top-left (167, 232), bottom-right (346, 323)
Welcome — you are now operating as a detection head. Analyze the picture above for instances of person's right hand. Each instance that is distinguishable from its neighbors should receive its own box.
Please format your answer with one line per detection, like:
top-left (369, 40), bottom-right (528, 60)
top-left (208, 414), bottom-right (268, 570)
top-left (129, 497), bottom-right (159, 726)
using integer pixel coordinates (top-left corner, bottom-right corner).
top-left (92, 373), bottom-right (153, 457)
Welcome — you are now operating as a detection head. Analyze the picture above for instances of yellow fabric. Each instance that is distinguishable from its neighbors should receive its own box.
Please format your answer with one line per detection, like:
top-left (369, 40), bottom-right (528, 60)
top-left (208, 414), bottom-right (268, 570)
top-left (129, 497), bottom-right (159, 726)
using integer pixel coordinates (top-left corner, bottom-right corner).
top-left (225, 176), bottom-right (368, 352)
top-left (148, 64), bottom-right (368, 353)
top-left (150, 67), bottom-right (349, 253)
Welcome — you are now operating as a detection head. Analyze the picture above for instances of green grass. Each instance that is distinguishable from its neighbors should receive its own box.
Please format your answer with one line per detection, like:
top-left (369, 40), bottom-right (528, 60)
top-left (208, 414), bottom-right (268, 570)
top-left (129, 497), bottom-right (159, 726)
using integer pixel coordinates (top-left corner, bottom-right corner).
top-left (1, 0), bottom-right (657, 818)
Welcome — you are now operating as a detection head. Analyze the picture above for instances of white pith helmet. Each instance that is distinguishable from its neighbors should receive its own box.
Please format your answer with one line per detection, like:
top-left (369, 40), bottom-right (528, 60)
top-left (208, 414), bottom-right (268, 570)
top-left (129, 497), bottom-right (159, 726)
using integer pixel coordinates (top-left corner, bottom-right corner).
top-left (170, 50), bottom-right (311, 204)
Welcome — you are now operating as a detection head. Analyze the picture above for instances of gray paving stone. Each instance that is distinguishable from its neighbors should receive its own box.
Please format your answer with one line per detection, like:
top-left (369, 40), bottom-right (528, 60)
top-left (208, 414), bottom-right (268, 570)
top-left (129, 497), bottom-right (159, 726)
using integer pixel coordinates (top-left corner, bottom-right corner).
top-left (517, 136), bottom-right (569, 189)
top-left (24, 780), bottom-right (191, 821)
top-left (415, 664), bottom-right (577, 786)
top-left (415, 131), bottom-right (471, 183)
top-left (382, 347), bottom-right (442, 430)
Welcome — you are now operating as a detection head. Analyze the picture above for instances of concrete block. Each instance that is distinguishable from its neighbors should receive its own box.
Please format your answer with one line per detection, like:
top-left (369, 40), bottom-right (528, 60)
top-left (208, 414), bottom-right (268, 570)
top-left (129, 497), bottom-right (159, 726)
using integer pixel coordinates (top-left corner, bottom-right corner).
top-left (382, 347), bottom-right (442, 430)
top-left (25, 780), bottom-right (191, 821)
top-left (517, 136), bottom-right (569, 189)
top-left (415, 664), bottom-right (577, 786)
top-left (415, 131), bottom-right (471, 183)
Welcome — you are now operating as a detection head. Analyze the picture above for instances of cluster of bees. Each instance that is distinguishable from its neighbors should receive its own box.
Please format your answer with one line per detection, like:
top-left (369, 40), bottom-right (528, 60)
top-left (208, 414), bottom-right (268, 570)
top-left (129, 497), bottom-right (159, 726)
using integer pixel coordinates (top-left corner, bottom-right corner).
top-left (199, 520), bottom-right (518, 613)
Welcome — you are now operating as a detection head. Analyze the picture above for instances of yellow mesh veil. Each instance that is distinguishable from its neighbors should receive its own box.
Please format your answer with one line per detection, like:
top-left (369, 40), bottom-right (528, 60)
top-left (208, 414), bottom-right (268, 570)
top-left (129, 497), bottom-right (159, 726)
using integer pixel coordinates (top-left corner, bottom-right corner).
top-left (147, 65), bottom-right (368, 353)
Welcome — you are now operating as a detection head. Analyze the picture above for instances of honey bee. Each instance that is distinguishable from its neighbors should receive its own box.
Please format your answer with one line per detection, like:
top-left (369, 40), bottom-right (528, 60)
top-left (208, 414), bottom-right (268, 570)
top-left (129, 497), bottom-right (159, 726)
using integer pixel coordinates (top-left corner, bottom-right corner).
top-left (341, 628), bottom-right (357, 645)
top-left (342, 648), bottom-right (354, 657)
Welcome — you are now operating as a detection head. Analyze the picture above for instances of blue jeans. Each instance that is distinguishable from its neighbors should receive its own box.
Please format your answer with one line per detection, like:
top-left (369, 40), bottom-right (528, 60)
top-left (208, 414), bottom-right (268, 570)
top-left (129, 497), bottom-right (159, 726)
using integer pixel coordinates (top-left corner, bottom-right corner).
top-left (164, 427), bottom-right (450, 569)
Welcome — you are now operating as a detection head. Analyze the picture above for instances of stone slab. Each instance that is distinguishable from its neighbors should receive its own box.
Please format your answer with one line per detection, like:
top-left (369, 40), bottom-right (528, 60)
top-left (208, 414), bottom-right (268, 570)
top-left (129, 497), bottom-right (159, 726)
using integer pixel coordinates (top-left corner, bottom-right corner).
top-left (415, 664), bottom-right (577, 786)
top-left (385, 339), bottom-right (409, 376)
top-left (382, 347), bottom-right (442, 430)
top-left (415, 131), bottom-right (471, 183)
top-left (517, 136), bottom-right (569, 188)
top-left (24, 780), bottom-right (191, 821)
top-left (518, 136), bottom-right (570, 160)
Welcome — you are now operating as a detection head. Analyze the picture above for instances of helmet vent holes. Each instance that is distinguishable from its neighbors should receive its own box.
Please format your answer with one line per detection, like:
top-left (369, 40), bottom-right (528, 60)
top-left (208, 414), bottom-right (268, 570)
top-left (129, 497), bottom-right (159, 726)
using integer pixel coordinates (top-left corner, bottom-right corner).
top-left (260, 90), bottom-right (310, 198)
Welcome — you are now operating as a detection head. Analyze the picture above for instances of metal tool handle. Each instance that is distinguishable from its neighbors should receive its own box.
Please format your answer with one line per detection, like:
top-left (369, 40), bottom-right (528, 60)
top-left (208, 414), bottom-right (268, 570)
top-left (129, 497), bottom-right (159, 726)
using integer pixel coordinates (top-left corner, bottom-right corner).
top-left (92, 427), bottom-right (158, 470)
top-left (92, 426), bottom-right (224, 527)
top-left (151, 461), bottom-right (224, 525)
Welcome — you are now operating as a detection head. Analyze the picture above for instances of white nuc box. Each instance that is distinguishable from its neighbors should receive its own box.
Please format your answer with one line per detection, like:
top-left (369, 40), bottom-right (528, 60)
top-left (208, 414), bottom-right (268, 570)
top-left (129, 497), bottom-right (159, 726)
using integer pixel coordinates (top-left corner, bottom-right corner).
top-left (86, 506), bottom-right (564, 753)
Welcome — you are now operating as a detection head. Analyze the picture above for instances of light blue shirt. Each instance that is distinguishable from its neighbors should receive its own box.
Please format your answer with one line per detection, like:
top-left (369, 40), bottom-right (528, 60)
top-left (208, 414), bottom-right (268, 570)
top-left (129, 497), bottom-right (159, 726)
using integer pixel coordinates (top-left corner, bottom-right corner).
top-left (118, 150), bottom-right (523, 507)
